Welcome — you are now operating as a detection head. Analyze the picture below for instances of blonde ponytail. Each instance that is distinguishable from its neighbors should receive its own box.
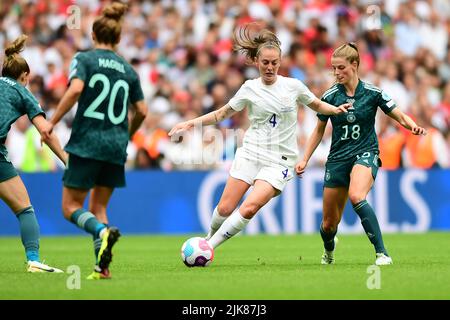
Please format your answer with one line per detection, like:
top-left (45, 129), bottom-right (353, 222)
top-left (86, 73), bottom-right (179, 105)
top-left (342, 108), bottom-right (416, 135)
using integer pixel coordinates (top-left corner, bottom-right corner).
top-left (2, 35), bottom-right (30, 79)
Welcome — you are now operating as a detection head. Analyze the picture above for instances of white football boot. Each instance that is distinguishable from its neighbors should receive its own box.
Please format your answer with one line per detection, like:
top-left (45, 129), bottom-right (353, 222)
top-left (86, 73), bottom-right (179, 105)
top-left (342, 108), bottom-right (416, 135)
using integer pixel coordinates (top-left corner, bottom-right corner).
top-left (375, 253), bottom-right (393, 266)
top-left (321, 237), bottom-right (338, 265)
top-left (27, 261), bottom-right (64, 273)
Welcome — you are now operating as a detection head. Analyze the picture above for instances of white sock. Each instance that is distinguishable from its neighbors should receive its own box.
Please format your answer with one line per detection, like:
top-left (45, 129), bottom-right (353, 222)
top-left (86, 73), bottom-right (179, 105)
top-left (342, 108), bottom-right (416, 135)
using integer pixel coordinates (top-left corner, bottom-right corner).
top-left (205, 207), bottom-right (228, 240)
top-left (208, 209), bottom-right (250, 249)
top-left (99, 227), bottom-right (107, 239)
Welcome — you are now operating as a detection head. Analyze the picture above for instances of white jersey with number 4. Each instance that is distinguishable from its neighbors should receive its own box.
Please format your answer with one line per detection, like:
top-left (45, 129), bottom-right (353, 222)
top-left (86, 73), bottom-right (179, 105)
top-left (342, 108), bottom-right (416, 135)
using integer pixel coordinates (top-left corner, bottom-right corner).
top-left (228, 75), bottom-right (316, 167)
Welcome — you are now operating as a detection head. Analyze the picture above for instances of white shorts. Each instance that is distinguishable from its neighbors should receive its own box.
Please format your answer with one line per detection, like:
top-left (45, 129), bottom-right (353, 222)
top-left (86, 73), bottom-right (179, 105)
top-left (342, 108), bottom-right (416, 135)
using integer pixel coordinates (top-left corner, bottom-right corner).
top-left (229, 149), bottom-right (294, 192)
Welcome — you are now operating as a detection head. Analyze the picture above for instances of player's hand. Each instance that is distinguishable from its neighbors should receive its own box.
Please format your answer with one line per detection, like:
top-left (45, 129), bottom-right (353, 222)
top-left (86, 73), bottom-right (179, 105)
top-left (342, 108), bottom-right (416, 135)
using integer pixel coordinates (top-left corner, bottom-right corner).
top-left (333, 103), bottom-right (351, 115)
top-left (412, 126), bottom-right (427, 135)
top-left (40, 122), bottom-right (54, 146)
top-left (168, 121), bottom-right (194, 138)
top-left (295, 159), bottom-right (308, 177)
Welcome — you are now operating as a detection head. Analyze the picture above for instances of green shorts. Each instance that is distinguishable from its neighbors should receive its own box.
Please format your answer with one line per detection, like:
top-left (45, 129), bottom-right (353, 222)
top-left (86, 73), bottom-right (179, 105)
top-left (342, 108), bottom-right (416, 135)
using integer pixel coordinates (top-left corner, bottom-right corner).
top-left (63, 153), bottom-right (125, 189)
top-left (324, 151), bottom-right (382, 188)
top-left (0, 157), bottom-right (18, 183)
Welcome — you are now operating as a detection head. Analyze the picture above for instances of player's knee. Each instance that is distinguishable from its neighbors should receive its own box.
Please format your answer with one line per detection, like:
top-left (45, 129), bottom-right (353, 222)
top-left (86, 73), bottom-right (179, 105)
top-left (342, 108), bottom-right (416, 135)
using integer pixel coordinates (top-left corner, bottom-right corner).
top-left (11, 200), bottom-right (32, 213)
top-left (322, 220), bottom-right (338, 233)
top-left (89, 204), bottom-right (105, 216)
top-left (62, 203), bottom-right (77, 221)
top-left (348, 192), bottom-right (365, 205)
top-left (217, 203), bottom-right (236, 217)
top-left (239, 202), bottom-right (261, 219)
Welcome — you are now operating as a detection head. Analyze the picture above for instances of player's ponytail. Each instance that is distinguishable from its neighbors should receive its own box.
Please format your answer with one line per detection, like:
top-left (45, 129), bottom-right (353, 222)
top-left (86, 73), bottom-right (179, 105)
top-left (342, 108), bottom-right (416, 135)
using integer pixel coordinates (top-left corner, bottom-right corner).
top-left (332, 43), bottom-right (360, 68)
top-left (93, 2), bottom-right (128, 46)
top-left (102, 2), bottom-right (127, 21)
top-left (233, 23), bottom-right (281, 64)
top-left (2, 34), bottom-right (30, 79)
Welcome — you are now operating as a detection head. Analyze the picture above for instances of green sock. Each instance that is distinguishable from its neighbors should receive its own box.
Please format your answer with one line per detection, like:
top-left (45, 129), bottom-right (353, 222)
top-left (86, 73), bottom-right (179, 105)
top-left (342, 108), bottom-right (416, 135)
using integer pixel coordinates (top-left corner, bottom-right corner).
top-left (320, 224), bottom-right (337, 251)
top-left (15, 206), bottom-right (40, 262)
top-left (353, 200), bottom-right (388, 255)
top-left (70, 208), bottom-right (106, 238)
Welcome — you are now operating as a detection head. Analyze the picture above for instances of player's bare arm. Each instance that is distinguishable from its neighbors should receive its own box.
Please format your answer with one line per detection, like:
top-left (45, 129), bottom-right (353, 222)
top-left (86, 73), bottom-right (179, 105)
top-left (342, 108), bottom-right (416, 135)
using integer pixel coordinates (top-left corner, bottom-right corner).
top-left (295, 119), bottom-right (327, 176)
top-left (168, 104), bottom-right (237, 137)
top-left (387, 108), bottom-right (427, 135)
top-left (51, 78), bottom-right (84, 126)
top-left (41, 79), bottom-right (84, 141)
top-left (129, 100), bottom-right (148, 137)
top-left (307, 98), bottom-right (350, 116)
top-left (32, 115), bottom-right (68, 165)
top-left (214, 104), bottom-right (237, 123)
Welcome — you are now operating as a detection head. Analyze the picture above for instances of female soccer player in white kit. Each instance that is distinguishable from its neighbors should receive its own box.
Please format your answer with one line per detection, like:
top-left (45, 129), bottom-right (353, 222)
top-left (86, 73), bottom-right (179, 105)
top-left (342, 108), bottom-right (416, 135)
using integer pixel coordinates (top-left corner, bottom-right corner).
top-left (169, 24), bottom-right (350, 251)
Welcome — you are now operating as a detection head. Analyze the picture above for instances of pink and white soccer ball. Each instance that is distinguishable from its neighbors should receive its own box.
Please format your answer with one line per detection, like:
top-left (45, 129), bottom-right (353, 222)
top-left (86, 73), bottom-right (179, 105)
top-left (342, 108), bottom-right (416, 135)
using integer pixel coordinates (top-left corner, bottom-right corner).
top-left (181, 237), bottom-right (214, 267)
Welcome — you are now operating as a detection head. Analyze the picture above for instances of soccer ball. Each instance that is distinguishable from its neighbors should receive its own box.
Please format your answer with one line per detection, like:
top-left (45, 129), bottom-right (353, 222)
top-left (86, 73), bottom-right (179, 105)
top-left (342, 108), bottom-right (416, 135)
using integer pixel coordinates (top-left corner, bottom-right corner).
top-left (181, 237), bottom-right (214, 267)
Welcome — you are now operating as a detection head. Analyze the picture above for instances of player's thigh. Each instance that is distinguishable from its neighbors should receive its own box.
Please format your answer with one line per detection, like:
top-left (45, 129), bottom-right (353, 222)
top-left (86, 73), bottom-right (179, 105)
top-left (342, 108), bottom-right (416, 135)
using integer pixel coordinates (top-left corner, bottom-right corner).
top-left (0, 175), bottom-right (31, 213)
top-left (89, 186), bottom-right (114, 214)
top-left (348, 164), bottom-right (375, 204)
top-left (229, 149), bottom-right (259, 188)
top-left (322, 187), bottom-right (348, 226)
top-left (255, 164), bottom-right (294, 196)
top-left (222, 150), bottom-right (258, 215)
top-left (239, 179), bottom-right (278, 219)
top-left (217, 176), bottom-right (251, 215)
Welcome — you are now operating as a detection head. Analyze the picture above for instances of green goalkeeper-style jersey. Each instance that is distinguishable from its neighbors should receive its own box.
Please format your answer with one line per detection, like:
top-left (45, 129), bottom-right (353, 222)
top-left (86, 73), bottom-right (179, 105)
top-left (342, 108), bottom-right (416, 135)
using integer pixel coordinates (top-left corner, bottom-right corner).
top-left (66, 49), bottom-right (144, 165)
top-left (0, 77), bottom-right (45, 160)
top-left (317, 80), bottom-right (396, 162)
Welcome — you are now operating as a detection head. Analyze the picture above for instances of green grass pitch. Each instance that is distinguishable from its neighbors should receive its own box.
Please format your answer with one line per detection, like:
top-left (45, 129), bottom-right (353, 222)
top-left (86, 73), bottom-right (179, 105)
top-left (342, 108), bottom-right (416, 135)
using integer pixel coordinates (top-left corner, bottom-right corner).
top-left (0, 232), bottom-right (449, 300)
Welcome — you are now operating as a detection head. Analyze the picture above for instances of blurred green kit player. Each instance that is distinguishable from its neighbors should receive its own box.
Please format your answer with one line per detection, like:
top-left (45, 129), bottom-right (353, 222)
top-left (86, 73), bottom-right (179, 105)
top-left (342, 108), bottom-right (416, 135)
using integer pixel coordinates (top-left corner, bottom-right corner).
top-left (296, 43), bottom-right (426, 265)
top-left (42, 2), bottom-right (147, 279)
top-left (0, 35), bottom-right (67, 273)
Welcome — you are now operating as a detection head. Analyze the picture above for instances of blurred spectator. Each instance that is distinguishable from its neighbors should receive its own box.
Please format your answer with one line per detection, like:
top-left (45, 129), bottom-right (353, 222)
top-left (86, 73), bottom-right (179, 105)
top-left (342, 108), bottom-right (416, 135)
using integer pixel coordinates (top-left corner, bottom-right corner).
top-left (132, 113), bottom-right (168, 169)
top-left (404, 104), bottom-right (449, 168)
top-left (134, 147), bottom-right (161, 170)
top-left (21, 126), bottom-right (56, 172)
top-left (0, 0), bottom-right (448, 171)
top-left (418, 10), bottom-right (447, 61)
top-left (379, 62), bottom-right (409, 112)
top-left (438, 82), bottom-right (450, 129)
top-left (378, 115), bottom-right (406, 170)
top-left (394, 4), bottom-right (422, 57)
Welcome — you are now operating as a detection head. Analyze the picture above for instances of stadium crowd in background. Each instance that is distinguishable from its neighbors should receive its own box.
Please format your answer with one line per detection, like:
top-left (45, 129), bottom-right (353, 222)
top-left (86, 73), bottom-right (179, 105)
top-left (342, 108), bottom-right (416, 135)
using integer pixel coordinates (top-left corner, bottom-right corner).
top-left (0, 0), bottom-right (449, 171)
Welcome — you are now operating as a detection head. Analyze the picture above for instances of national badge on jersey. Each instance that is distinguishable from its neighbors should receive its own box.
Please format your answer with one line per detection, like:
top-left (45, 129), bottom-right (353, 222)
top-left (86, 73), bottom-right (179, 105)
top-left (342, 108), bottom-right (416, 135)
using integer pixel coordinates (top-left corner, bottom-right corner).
top-left (347, 112), bottom-right (356, 123)
top-left (345, 98), bottom-right (356, 123)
